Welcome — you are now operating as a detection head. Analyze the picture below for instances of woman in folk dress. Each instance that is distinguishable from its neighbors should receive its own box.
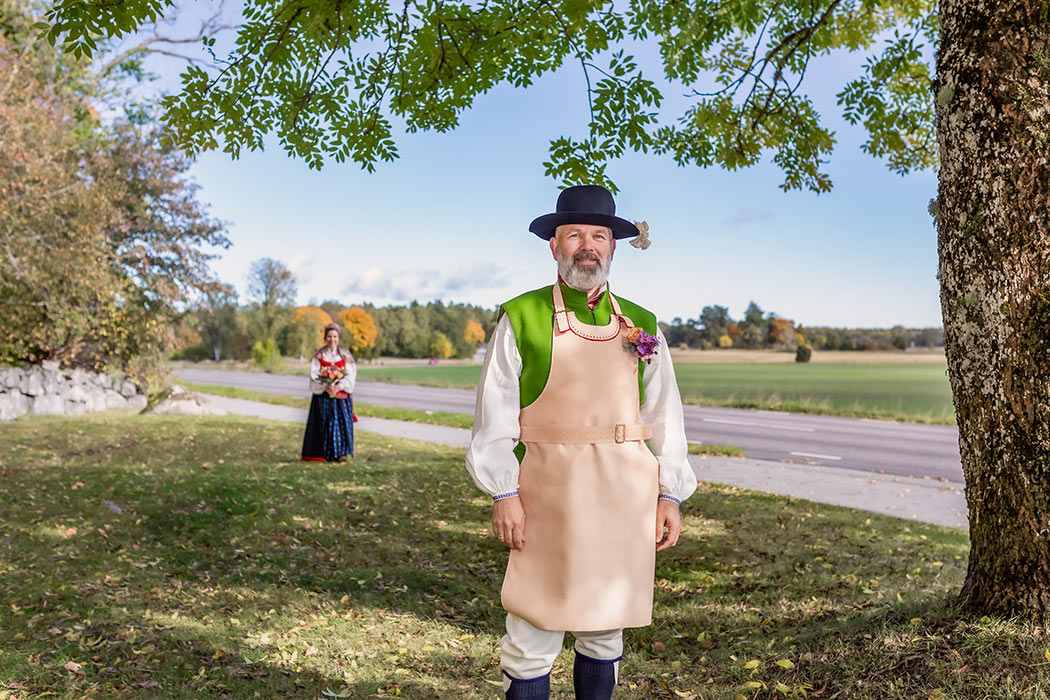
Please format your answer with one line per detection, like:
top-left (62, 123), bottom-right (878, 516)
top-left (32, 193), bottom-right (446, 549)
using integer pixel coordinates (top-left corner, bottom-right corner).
top-left (301, 323), bottom-right (356, 462)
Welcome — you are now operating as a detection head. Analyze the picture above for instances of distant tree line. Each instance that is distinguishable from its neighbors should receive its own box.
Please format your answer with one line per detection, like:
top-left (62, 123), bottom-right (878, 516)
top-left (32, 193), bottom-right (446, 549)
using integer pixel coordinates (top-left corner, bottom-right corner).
top-left (176, 265), bottom-right (943, 364)
top-left (660, 302), bottom-right (943, 352)
top-left (174, 258), bottom-right (498, 363)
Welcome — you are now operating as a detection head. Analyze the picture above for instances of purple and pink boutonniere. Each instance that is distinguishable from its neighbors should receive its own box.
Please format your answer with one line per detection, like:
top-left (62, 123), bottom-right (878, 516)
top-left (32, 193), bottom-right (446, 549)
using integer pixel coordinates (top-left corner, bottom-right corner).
top-left (624, 327), bottom-right (660, 364)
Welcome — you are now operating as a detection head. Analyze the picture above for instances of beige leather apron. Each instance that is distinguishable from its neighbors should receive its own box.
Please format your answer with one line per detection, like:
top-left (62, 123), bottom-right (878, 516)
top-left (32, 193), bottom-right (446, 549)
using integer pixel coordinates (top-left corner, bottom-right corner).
top-left (501, 285), bottom-right (660, 631)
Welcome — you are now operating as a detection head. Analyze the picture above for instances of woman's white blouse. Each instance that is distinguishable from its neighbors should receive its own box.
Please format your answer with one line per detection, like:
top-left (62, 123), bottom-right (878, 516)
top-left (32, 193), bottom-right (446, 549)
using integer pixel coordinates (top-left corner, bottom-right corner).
top-left (308, 348), bottom-right (357, 395)
top-left (466, 315), bottom-right (697, 502)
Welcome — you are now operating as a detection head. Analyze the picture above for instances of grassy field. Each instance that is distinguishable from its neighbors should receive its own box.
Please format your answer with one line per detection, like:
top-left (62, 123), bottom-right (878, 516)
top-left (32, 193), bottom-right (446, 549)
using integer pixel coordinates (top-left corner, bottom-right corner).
top-left (669, 348), bottom-right (947, 365)
top-left (357, 365), bottom-right (484, 390)
top-left (178, 381), bottom-right (475, 430)
top-left (3, 413), bottom-right (1047, 699)
top-left (356, 362), bottom-right (955, 424)
top-left (672, 363), bottom-right (955, 424)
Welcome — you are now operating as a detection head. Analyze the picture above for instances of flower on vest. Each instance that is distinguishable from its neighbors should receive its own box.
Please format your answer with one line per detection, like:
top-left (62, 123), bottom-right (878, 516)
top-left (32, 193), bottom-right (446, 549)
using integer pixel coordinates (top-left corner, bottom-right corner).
top-left (624, 326), bottom-right (660, 364)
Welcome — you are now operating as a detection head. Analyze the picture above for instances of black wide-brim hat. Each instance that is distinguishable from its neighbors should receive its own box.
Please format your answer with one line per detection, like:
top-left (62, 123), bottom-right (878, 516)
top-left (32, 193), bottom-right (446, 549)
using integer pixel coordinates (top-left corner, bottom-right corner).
top-left (529, 184), bottom-right (640, 240)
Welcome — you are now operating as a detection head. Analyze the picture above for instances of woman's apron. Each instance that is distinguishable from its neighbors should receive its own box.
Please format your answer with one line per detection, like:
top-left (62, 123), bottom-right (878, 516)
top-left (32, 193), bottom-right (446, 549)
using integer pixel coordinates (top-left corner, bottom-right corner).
top-left (501, 284), bottom-right (660, 631)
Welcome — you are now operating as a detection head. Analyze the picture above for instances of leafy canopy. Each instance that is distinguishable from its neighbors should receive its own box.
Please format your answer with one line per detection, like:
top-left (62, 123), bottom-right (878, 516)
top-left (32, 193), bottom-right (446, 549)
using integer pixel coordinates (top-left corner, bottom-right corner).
top-left (43, 0), bottom-right (937, 192)
top-left (1, 2), bottom-right (228, 386)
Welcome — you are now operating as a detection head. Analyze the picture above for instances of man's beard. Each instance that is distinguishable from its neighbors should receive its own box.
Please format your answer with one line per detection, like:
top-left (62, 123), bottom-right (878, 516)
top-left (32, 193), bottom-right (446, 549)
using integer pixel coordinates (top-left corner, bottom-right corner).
top-left (557, 249), bottom-right (612, 291)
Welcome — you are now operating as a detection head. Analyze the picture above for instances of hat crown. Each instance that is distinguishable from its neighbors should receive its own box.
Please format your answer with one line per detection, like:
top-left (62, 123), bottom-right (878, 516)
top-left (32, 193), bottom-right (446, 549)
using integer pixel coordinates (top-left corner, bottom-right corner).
top-left (556, 185), bottom-right (616, 217)
top-left (528, 184), bottom-right (637, 240)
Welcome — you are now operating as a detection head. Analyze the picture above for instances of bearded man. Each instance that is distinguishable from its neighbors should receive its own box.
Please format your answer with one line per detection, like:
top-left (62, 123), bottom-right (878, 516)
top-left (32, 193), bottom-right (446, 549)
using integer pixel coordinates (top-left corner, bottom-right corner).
top-left (467, 185), bottom-right (697, 699)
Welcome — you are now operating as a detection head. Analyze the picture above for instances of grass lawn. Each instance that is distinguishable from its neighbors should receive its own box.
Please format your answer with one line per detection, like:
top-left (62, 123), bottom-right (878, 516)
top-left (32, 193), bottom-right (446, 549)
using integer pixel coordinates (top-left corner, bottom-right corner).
top-left (688, 443), bottom-right (747, 458)
top-left (178, 381), bottom-right (475, 430)
top-left (357, 363), bottom-right (955, 424)
top-left (2, 413), bottom-right (1045, 699)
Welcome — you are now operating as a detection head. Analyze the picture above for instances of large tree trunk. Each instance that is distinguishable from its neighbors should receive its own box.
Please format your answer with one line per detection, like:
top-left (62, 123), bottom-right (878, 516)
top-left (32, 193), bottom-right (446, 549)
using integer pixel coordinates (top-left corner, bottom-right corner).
top-left (936, 0), bottom-right (1050, 616)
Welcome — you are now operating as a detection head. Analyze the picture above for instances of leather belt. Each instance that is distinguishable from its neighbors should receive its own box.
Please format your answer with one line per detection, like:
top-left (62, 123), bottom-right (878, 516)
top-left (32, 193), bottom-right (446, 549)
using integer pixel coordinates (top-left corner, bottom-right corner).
top-left (519, 423), bottom-right (652, 444)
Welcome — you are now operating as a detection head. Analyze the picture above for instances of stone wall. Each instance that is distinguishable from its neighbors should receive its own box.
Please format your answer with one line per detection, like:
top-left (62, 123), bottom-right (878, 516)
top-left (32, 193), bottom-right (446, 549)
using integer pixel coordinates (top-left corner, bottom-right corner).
top-left (0, 361), bottom-right (148, 422)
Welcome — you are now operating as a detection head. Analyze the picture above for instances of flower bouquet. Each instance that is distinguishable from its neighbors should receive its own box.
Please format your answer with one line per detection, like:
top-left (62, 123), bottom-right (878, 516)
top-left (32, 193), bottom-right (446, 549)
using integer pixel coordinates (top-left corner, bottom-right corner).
top-left (624, 327), bottom-right (660, 364)
top-left (318, 366), bottom-right (345, 391)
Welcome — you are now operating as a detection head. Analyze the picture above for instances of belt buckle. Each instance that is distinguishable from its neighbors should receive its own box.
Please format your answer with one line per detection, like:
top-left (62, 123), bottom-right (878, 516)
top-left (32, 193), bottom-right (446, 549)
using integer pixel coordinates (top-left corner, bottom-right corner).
top-left (614, 424), bottom-right (626, 443)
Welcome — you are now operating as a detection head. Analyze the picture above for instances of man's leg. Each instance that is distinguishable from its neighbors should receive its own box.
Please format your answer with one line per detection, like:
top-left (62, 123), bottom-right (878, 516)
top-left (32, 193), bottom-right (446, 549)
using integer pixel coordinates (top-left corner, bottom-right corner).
top-left (571, 629), bottom-right (623, 700)
top-left (500, 613), bottom-right (564, 699)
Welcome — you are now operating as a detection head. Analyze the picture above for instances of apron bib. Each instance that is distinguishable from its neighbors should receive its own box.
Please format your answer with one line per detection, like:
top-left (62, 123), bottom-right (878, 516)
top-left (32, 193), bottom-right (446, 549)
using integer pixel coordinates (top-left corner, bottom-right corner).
top-left (501, 284), bottom-right (660, 631)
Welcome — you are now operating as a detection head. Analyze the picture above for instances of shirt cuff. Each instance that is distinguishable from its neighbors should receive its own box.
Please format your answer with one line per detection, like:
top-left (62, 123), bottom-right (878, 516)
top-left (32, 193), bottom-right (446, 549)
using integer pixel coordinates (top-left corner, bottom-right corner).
top-left (658, 493), bottom-right (682, 505)
top-left (492, 490), bottom-right (520, 502)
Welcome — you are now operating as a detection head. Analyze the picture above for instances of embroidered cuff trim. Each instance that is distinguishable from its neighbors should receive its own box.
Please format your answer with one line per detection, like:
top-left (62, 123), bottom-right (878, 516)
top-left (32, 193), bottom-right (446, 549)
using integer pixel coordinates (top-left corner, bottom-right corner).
top-left (575, 651), bottom-right (624, 664)
top-left (502, 669), bottom-right (550, 683)
top-left (658, 494), bottom-right (682, 505)
top-left (493, 491), bottom-right (520, 501)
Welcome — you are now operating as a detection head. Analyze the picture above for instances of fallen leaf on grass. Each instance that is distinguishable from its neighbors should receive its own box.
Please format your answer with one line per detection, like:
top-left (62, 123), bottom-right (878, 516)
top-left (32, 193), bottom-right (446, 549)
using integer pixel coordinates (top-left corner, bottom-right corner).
top-left (63, 661), bottom-right (84, 675)
top-left (775, 659), bottom-right (795, 670)
top-left (652, 641), bottom-right (666, 652)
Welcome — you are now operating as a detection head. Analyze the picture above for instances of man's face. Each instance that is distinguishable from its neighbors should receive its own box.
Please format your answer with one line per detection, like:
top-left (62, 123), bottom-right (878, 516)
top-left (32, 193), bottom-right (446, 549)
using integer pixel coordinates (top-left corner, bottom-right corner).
top-left (550, 224), bottom-right (615, 291)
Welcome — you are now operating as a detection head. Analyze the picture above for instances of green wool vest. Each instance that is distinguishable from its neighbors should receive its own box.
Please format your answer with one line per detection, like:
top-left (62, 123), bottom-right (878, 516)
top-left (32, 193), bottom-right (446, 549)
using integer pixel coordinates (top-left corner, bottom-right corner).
top-left (498, 282), bottom-right (660, 410)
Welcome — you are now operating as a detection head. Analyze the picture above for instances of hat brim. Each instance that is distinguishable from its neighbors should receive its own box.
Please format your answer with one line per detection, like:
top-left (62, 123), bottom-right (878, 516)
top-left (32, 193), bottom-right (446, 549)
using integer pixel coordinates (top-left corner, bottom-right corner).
top-left (529, 212), bottom-right (639, 240)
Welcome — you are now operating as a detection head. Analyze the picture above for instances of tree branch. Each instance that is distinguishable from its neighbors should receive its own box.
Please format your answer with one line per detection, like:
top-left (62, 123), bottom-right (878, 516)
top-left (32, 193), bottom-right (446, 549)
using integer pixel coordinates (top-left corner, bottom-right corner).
top-left (95, 1), bottom-right (235, 80)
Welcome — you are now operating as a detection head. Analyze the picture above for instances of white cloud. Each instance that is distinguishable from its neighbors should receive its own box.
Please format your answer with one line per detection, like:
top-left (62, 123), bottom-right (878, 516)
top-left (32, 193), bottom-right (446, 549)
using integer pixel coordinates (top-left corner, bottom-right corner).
top-left (287, 254), bottom-right (315, 282)
top-left (721, 207), bottom-right (773, 228)
top-left (341, 263), bottom-right (511, 302)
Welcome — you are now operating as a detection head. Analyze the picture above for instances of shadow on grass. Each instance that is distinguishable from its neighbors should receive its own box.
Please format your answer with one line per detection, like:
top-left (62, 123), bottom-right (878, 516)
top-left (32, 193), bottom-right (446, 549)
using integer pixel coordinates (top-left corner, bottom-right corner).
top-left (0, 414), bottom-right (1044, 699)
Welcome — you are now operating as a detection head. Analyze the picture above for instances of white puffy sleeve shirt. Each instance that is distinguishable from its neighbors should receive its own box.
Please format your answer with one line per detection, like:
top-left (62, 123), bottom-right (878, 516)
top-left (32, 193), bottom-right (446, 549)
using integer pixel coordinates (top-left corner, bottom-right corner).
top-left (466, 315), bottom-right (697, 503)
top-left (308, 349), bottom-right (357, 395)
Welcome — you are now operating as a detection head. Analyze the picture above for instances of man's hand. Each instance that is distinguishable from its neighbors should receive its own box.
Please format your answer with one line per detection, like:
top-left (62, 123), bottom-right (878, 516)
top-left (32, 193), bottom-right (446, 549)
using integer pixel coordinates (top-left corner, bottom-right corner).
top-left (492, 496), bottom-right (526, 550)
top-left (655, 498), bottom-right (682, 552)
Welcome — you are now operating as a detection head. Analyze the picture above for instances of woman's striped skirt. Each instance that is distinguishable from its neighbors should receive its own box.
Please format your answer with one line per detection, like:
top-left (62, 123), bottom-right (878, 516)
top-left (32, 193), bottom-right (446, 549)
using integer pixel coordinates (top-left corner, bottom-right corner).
top-left (301, 394), bottom-right (354, 461)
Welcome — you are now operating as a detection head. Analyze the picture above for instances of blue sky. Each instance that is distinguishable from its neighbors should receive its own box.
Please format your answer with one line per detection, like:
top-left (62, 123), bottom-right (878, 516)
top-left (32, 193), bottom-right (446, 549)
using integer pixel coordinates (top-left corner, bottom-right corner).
top-left (145, 11), bottom-right (941, 329)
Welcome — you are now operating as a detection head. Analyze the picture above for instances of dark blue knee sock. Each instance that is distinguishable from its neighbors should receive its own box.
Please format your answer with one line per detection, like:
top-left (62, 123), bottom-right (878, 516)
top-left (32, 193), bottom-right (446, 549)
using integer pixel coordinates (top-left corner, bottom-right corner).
top-left (573, 652), bottom-right (618, 700)
top-left (504, 671), bottom-right (550, 699)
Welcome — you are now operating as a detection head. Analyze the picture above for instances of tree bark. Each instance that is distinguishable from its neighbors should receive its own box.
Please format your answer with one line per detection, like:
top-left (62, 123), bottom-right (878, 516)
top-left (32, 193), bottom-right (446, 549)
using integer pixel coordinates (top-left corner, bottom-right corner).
top-left (936, 0), bottom-right (1050, 617)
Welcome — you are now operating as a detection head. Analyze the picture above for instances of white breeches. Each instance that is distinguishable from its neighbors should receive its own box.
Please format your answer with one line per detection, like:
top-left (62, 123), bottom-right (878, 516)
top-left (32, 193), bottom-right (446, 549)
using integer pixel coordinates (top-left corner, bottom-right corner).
top-left (500, 612), bottom-right (623, 686)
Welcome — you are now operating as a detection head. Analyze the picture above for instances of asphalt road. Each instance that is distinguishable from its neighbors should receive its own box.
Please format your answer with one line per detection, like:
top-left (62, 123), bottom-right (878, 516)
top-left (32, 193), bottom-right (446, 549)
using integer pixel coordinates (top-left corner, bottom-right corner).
top-left (174, 368), bottom-right (963, 482)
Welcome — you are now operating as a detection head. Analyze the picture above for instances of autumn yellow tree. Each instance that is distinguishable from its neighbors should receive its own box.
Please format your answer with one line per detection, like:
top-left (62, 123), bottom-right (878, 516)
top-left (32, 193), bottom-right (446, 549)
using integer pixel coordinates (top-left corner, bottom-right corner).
top-left (286, 306), bottom-right (333, 359)
top-left (338, 306), bottom-right (378, 358)
top-left (464, 320), bottom-right (486, 346)
top-left (429, 331), bottom-right (453, 360)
